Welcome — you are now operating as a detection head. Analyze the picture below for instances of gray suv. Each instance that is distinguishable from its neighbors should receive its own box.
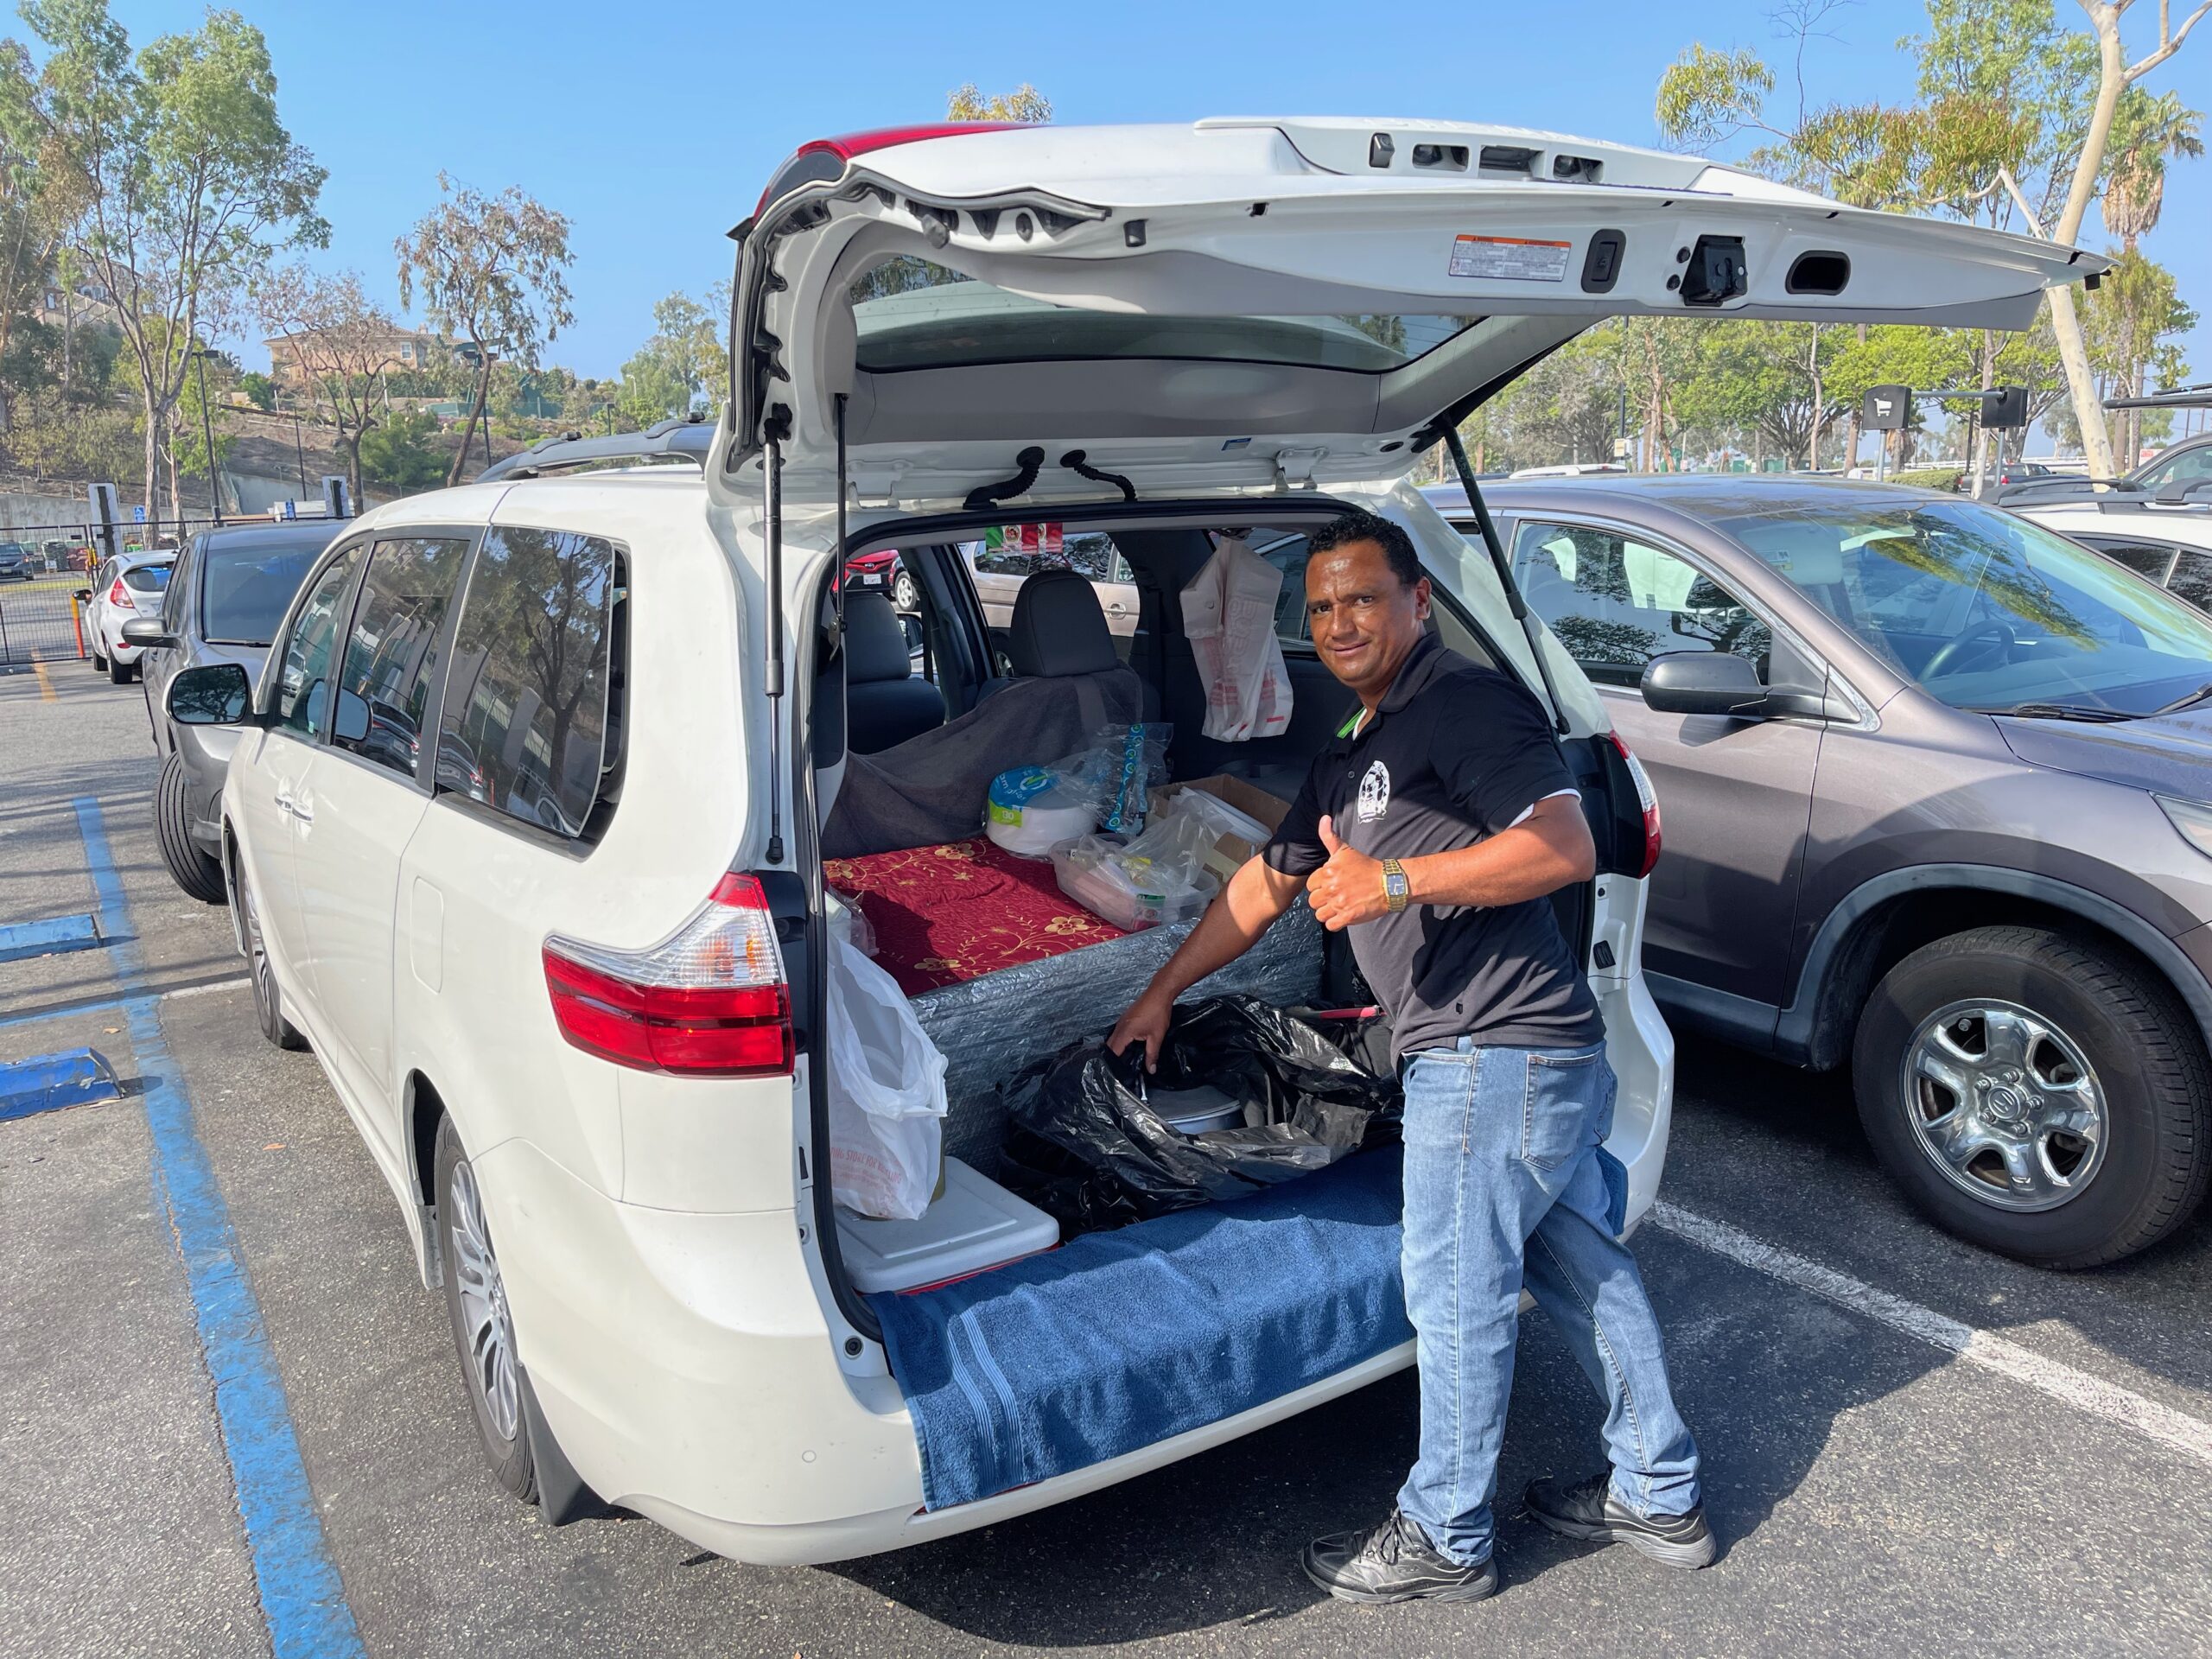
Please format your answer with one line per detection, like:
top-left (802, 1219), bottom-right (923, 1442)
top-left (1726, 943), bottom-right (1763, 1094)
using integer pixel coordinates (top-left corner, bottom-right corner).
top-left (1429, 474), bottom-right (2212, 1267)
top-left (127, 522), bottom-right (334, 901)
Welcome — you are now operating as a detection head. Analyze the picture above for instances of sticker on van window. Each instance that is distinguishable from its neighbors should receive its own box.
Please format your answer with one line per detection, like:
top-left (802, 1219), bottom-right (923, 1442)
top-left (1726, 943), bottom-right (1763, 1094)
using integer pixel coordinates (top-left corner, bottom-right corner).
top-left (1450, 234), bottom-right (1572, 283)
top-left (984, 523), bottom-right (1064, 556)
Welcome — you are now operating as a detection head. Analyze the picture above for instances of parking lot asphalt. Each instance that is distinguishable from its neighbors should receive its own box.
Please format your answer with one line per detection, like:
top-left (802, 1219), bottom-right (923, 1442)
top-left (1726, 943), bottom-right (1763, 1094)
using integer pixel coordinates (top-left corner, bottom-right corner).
top-left (4, 655), bottom-right (2210, 1659)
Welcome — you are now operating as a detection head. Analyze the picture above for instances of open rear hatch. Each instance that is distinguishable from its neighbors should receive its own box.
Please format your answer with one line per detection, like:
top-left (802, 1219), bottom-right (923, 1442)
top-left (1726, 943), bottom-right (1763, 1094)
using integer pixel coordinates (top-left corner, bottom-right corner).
top-left (715, 115), bottom-right (2107, 507)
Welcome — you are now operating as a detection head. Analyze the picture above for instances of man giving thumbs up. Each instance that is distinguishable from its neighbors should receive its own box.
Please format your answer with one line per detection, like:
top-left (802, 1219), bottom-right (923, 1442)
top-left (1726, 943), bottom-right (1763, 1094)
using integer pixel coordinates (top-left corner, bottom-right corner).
top-left (1110, 509), bottom-right (1708, 1604)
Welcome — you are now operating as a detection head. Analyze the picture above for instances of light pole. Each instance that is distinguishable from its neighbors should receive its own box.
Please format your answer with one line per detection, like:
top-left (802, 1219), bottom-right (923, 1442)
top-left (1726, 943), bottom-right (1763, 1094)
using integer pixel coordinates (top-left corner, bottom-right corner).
top-left (192, 346), bottom-right (223, 525)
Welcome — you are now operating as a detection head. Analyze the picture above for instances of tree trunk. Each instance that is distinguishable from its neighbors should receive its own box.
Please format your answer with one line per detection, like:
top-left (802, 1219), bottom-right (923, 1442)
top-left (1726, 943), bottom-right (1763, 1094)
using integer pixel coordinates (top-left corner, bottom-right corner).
top-left (142, 401), bottom-right (161, 532)
top-left (448, 354), bottom-right (491, 488)
top-left (2047, 284), bottom-right (2109, 475)
top-left (344, 429), bottom-right (365, 504)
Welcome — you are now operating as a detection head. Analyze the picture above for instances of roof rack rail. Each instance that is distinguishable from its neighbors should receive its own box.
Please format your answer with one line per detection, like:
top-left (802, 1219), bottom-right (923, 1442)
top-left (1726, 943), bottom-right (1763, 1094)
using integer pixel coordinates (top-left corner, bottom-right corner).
top-left (1992, 475), bottom-right (2142, 507)
top-left (2104, 382), bottom-right (2212, 412)
top-left (476, 413), bottom-right (715, 484)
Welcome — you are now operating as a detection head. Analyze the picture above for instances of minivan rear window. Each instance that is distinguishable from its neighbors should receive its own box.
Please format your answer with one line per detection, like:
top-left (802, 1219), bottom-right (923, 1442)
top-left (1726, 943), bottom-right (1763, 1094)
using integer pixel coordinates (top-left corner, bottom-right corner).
top-left (849, 260), bottom-right (1478, 374)
top-left (439, 527), bottom-right (620, 841)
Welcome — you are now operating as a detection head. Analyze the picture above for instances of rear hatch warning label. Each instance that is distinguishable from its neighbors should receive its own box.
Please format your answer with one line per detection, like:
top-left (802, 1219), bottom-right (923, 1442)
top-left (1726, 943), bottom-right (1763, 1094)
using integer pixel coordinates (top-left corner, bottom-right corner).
top-left (1451, 234), bottom-right (1573, 282)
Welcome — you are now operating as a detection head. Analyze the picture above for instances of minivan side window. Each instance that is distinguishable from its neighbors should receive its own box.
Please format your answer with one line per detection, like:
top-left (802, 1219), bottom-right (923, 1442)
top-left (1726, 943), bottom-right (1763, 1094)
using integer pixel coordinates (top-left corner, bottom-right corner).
top-left (1510, 520), bottom-right (1771, 687)
top-left (438, 526), bottom-right (621, 842)
top-left (275, 547), bottom-right (364, 738)
top-left (331, 537), bottom-right (472, 782)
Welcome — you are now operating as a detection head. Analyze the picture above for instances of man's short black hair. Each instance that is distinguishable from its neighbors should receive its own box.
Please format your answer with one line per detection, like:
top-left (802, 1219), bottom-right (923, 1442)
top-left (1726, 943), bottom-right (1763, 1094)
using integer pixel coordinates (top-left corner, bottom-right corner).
top-left (1307, 509), bottom-right (1424, 589)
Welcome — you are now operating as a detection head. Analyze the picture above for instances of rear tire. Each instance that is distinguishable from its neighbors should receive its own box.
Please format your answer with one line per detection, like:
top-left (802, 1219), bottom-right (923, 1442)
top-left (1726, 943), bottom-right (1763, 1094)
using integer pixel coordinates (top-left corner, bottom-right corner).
top-left (1853, 925), bottom-right (2209, 1267)
top-left (435, 1115), bottom-right (539, 1503)
top-left (237, 858), bottom-right (308, 1052)
top-left (107, 652), bottom-right (132, 684)
top-left (156, 755), bottom-right (227, 904)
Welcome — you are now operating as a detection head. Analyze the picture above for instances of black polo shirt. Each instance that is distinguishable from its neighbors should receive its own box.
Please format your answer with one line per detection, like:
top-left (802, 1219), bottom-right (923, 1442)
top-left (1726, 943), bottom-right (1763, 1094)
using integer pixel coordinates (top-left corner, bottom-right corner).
top-left (1264, 634), bottom-right (1605, 1060)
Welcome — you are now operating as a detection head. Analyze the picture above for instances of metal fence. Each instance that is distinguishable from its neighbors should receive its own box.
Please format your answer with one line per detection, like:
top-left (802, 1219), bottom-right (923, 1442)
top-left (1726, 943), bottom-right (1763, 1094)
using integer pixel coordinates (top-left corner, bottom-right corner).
top-left (0, 518), bottom-right (223, 666)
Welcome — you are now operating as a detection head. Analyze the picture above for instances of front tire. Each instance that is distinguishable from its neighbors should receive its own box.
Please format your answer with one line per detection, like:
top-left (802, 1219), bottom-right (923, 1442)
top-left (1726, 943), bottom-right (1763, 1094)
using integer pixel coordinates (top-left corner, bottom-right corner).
top-left (156, 756), bottom-right (226, 903)
top-left (893, 569), bottom-right (919, 613)
top-left (236, 858), bottom-right (308, 1051)
top-left (1853, 925), bottom-right (2210, 1267)
top-left (435, 1116), bottom-right (539, 1503)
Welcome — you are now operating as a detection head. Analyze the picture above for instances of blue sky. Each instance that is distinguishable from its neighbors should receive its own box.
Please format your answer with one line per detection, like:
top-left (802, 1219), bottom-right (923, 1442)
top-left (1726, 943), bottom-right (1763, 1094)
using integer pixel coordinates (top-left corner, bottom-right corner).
top-left (86, 0), bottom-right (2212, 394)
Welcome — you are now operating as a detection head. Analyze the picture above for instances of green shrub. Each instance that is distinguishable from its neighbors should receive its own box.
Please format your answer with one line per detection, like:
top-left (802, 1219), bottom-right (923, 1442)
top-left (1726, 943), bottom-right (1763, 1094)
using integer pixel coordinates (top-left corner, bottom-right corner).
top-left (1892, 466), bottom-right (1964, 492)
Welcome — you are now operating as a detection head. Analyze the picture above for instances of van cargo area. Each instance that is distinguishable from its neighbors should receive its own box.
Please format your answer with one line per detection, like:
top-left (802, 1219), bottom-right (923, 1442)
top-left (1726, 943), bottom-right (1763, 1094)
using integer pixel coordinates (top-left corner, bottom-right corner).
top-left (798, 499), bottom-right (1660, 1510)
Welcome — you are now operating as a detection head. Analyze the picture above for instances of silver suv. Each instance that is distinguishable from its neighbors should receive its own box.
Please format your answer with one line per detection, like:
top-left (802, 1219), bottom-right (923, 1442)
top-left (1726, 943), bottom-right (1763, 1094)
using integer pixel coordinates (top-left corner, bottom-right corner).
top-left (1430, 474), bottom-right (2212, 1267)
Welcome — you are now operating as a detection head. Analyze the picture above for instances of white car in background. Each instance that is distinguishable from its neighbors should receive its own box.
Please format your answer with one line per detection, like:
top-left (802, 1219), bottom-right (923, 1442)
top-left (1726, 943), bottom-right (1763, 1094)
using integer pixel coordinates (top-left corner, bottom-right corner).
top-left (159, 116), bottom-right (2101, 1568)
top-left (2015, 498), bottom-right (2212, 615)
top-left (84, 550), bottom-right (175, 683)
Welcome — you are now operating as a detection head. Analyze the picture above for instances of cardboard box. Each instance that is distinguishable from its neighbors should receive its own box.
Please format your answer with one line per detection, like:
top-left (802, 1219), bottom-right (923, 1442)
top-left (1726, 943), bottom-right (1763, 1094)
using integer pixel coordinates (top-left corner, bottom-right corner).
top-left (1144, 774), bottom-right (1292, 884)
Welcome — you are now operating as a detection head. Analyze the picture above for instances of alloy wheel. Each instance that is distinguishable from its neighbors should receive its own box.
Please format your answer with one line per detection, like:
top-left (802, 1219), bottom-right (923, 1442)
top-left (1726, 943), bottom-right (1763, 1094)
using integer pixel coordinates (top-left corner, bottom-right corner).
top-left (447, 1158), bottom-right (521, 1443)
top-left (1898, 998), bottom-right (2109, 1213)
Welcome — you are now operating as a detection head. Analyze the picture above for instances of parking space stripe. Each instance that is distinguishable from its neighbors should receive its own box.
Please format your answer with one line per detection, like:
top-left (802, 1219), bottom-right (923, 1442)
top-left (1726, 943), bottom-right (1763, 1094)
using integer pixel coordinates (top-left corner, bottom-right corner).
top-left (34, 659), bottom-right (55, 699)
top-left (73, 796), bottom-right (367, 1659)
top-left (1651, 1201), bottom-right (2212, 1470)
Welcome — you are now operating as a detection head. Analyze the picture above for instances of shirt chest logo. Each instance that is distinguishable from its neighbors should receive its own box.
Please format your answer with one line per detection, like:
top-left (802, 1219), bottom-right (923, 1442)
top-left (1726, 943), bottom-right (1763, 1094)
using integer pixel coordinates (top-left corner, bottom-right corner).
top-left (1357, 760), bottom-right (1391, 823)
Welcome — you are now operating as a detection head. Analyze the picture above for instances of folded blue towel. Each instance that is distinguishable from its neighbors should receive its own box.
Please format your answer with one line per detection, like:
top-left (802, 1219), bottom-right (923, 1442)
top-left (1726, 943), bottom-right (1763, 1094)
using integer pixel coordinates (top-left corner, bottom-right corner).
top-left (872, 1147), bottom-right (1408, 1510)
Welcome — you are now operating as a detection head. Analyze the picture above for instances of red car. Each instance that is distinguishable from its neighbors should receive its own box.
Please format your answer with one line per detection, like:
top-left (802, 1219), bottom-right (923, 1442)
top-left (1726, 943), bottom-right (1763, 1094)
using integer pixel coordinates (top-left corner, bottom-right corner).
top-left (842, 546), bottom-right (917, 611)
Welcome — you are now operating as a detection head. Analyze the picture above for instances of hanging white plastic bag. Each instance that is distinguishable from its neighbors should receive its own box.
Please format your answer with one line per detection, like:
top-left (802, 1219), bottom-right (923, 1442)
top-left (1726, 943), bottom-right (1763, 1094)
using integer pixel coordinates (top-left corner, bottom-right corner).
top-left (1181, 537), bottom-right (1292, 741)
top-left (827, 938), bottom-right (949, 1220)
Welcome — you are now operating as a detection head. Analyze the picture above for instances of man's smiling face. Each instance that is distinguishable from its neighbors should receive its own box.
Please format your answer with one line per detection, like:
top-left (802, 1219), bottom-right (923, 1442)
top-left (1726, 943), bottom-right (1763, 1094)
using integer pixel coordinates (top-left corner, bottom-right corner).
top-left (1305, 537), bottom-right (1431, 703)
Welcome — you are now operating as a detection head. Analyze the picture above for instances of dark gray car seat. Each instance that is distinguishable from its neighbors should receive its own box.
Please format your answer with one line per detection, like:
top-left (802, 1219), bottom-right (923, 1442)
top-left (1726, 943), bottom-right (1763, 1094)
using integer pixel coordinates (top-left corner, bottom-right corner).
top-left (842, 592), bottom-right (944, 754)
top-left (977, 567), bottom-right (1124, 702)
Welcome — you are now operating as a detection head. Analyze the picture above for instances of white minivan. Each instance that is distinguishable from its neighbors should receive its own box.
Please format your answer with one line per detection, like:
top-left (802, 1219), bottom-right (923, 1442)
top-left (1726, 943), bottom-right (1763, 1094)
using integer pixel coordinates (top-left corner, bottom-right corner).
top-left (168, 118), bottom-right (2101, 1565)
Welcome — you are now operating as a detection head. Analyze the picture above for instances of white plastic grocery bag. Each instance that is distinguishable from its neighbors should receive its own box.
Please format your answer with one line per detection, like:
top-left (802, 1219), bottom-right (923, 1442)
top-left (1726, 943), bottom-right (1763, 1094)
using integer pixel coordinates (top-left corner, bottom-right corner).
top-left (826, 938), bottom-right (949, 1220)
top-left (1181, 537), bottom-right (1292, 741)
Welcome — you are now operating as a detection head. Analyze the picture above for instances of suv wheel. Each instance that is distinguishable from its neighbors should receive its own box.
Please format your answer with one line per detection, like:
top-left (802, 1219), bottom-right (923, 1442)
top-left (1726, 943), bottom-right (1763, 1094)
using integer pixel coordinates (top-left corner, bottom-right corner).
top-left (237, 859), bottom-right (308, 1051)
top-left (435, 1115), bottom-right (538, 1503)
top-left (156, 756), bottom-right (227, 904)
top-left (1854, 925), bottom-right (2210, 1267)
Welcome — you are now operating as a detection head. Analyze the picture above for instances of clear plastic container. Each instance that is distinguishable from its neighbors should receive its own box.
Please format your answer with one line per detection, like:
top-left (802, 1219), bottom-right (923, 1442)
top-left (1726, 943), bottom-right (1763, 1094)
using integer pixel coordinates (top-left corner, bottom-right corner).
top-left (1050, 835), bottom-right (1218, 931)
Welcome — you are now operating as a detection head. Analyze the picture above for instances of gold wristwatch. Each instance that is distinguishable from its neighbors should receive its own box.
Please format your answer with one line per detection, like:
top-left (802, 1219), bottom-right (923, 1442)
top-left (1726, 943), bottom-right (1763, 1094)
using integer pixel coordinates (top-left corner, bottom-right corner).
top-left (1382, 858), bottom-right (1409, 913)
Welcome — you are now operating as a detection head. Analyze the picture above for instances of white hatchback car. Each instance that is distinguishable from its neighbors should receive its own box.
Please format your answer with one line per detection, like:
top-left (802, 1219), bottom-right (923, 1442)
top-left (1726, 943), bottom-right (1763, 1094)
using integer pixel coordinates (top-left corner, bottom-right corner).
top-left (86, 550), bottom-right (175, 683)
top-left (166, 117), bottom-right (2101, 1566)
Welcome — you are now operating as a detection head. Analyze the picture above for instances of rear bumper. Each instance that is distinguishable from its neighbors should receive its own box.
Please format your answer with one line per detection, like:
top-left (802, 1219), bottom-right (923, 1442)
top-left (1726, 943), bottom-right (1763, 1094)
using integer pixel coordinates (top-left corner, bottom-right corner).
top-left (473, 967), bottom-right (1675, 1566)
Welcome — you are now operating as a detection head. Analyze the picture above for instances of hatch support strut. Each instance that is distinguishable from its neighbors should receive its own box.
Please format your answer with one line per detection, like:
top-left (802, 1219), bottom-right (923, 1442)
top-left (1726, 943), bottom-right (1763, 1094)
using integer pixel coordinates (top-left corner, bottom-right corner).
top-left (1444, 429), bottom-right (1570, 736)
top-left (763, 413), bottom-right (789, 865)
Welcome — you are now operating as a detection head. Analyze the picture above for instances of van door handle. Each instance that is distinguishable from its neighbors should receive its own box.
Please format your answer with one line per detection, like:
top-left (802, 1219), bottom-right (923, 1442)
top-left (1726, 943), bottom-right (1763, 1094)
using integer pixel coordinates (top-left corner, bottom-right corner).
top-left (275, 791), bottom-right (314, 825)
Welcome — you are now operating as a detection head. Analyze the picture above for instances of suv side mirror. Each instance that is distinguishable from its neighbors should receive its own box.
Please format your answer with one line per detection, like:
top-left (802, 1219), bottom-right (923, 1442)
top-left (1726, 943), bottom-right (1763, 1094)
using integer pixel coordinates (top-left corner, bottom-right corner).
top-left (120, 615), bottom-right (177, 650)
top-left (1640, 652), bottom-right (1768, 718)
top-left (167, 661), bottom-right (252, 725)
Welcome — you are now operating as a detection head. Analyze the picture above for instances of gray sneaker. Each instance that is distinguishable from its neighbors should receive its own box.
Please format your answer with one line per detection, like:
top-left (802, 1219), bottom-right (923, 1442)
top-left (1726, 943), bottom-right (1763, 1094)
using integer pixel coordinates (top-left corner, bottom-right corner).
top-left (1300, 1510), bottom-right (1500, 1605)
top-left (1525, 1472), bottom-right (1716, 1569)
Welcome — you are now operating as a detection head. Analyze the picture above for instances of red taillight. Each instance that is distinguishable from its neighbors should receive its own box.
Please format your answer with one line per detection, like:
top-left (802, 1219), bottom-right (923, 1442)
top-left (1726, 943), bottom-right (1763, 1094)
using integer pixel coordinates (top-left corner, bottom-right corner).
top-left (108, 577), bottom-right (130, 607)
top-left (1607, 732), bottom-right (1662, 878)
top-left (756, 122), bottom-right (1020, 213)
top-left (543, 873), bottom-right (794, 1077)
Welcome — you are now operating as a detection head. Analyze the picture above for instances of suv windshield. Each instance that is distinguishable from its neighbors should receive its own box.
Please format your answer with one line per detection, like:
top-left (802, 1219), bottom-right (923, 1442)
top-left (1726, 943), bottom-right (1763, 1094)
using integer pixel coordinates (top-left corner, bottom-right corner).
top-left (202, 536), bottom-right (327, 645)
top-left (1719, 497), bottom-right (2212, 716)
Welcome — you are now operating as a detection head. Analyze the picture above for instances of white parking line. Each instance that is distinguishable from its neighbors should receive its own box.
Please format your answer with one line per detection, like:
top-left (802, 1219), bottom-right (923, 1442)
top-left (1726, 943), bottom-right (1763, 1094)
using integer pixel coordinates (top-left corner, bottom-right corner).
top-left (1650, 1201), bottom-right (2212, 1470)
top-left (163, 976), bottom-right (250, 1000)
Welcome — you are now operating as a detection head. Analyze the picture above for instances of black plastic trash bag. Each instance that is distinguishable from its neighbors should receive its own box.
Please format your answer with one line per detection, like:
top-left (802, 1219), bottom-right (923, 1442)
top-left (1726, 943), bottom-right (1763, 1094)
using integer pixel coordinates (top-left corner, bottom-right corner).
top-left (997, 996), bottom-right (1401, 1233)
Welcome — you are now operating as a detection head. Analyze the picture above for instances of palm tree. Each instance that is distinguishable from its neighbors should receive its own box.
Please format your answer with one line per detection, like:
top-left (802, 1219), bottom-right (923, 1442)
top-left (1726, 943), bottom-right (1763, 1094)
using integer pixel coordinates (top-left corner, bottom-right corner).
top-left (2103, 90), bottom-right (2203, 254)
top-left (2101, 90), bottom-right (2203, 461)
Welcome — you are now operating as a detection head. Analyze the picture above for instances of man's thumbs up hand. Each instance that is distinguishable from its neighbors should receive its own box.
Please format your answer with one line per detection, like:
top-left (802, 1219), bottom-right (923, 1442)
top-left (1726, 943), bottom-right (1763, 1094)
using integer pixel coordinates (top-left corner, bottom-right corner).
top-left (1307, 813), bottom-right (1387, 932)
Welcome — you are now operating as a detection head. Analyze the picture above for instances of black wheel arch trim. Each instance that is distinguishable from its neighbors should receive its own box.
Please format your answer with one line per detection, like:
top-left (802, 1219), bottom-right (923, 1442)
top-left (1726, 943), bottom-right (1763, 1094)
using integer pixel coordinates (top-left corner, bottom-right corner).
top-left (1781, 864), bottom-right (2212, 1065)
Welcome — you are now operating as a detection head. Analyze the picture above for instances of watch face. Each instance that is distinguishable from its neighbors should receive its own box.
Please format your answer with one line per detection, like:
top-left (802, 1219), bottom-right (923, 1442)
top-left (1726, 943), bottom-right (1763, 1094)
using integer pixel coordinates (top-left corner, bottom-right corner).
top-left (1386, 871), bottom-right (1409, 898)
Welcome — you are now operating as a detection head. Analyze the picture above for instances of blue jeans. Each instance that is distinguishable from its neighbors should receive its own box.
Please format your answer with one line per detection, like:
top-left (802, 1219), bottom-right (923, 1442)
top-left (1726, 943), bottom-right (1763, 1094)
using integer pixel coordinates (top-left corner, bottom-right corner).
top-left (1395, 1039), bottom-right (1701, 1566)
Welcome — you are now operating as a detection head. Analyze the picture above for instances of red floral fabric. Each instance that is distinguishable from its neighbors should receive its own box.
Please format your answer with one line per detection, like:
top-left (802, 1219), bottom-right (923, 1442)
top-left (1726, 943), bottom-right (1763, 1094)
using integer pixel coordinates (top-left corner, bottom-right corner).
top-left (825, 837), bottom-right (1131, 995)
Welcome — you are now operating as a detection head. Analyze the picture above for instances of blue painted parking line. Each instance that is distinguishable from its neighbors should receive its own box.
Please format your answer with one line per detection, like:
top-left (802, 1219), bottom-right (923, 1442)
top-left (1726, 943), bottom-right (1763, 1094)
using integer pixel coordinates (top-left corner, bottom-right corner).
top-left (0, 1046), bottom-right (120, 1120)
top-left (0, 911), bottom-right (102, 963)
top-left (73, 796), bottom-right (366, 1659)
